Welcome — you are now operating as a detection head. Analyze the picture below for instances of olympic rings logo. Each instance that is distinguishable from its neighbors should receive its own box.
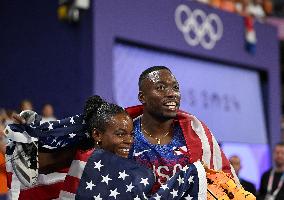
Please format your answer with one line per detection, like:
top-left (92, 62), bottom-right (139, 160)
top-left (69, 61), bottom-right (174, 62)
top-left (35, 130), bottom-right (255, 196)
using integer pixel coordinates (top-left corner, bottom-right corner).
top-left (175, 4), bottom-right (223, 50)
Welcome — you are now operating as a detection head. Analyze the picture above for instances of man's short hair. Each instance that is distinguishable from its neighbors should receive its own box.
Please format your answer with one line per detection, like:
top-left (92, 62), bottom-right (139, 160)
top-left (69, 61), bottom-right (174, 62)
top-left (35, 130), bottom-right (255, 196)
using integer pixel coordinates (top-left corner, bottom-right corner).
top-left (138, 66), bottom-right (171, 90)
top-left (275, 141), bottom-right (284, 148)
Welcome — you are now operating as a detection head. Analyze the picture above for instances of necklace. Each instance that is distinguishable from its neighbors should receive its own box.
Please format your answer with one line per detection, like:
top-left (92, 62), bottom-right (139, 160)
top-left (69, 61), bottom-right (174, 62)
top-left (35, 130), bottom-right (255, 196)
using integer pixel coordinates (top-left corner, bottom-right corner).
top-left (140, 121), bottom-right (171, 145)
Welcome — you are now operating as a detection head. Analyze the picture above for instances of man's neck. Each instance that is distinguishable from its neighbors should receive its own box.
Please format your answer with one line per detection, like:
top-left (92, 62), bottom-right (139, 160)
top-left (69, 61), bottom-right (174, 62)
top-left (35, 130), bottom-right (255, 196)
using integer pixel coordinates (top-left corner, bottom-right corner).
top-left (141, 112), bottom-right (174, 137)
top-left (275, 165), bottom-right (284, 172)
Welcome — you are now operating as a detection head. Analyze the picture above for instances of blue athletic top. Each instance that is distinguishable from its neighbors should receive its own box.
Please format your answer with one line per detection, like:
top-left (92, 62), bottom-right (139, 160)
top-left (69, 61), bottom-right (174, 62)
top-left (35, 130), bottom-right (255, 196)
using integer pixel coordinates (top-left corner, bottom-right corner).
top-left (128, 117), bottom-right (190, 192)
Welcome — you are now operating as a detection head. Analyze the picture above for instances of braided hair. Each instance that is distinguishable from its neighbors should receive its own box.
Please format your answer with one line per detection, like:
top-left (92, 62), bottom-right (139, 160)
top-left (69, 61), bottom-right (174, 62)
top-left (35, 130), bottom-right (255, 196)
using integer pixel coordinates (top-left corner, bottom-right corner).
top-left (79, 95), bottom-right (127, 150)
top-left (83, 95), bottom-right (127, 134)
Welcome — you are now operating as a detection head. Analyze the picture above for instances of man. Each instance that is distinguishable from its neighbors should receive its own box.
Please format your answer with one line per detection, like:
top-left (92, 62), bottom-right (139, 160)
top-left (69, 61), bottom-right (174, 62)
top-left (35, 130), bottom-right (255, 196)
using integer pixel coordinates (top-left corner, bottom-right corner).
top-left (229, 155), bottom-right (256, 195)
top-left (126, 66), bottom-right (237, 191)
top-left (41, 104), bottom-right (56, 123)
top-left (258, 142), bottom-right (284, 200)
top-left (19, 99), bottom-right (33, 112)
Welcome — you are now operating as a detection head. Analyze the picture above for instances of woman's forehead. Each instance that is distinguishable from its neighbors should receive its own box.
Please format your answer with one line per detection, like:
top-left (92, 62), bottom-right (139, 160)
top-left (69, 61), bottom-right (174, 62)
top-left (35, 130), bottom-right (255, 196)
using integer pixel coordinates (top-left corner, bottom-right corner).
top-left (108, 113), bottom-right (133, 127)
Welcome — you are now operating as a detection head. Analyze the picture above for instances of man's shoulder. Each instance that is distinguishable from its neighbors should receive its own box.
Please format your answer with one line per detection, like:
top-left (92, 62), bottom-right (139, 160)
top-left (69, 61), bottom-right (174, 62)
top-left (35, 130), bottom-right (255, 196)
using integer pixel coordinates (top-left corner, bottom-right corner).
top-left (240, 178), bottom-right (256, 195)
top-left (177, 110), bottom-right (210, 130)
top-left (261, 168), bottom-right (272, 178)
top-left (125, 105), bottom-right (143, 119)
top-left (240, 178), bottom-right (255, 187)
top-left (177, 109), bottom-right (192, 116)
top-left (176, 110), bottom-right (197, 122)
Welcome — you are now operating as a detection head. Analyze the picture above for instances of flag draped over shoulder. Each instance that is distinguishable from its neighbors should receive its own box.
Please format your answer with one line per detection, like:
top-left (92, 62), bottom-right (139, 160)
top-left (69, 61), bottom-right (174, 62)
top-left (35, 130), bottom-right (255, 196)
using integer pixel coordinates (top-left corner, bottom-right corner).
top-left (60, 149), bottom-right (207, 200)
top-left (126, 106), bottom-right (236, 180)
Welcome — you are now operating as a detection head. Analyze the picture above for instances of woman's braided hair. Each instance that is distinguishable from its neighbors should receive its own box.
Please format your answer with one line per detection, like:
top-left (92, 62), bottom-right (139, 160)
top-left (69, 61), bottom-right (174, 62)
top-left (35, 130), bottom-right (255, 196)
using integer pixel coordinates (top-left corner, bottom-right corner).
top-left (83, 95), bottom-right (127, 134)
top-left (79, 95), bottom-right (127, 150)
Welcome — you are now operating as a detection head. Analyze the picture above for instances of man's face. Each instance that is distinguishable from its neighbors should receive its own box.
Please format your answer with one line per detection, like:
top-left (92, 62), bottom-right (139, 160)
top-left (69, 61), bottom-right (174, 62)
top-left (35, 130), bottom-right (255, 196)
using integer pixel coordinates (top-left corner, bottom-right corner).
top-left (99, 113), bottom-right (133, 158)
top-left (273, 145), bottom-right (284, 168)
top-left (21, 101), bottom-right (33, 111)
top-left (229, 156), bottom-right (241, 175)
top-left (42, 105), bottom-right (54, 118)
top-left (139, 69), bottom-right (181, 120)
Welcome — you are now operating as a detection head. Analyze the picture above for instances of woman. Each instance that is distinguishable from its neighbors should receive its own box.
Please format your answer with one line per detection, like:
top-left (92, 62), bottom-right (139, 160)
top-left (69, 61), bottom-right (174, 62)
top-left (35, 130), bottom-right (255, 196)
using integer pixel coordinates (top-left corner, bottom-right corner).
top-left (59, 96), bottom-right (205, 200)
top-left (59, 95), bottom-right (155, 199)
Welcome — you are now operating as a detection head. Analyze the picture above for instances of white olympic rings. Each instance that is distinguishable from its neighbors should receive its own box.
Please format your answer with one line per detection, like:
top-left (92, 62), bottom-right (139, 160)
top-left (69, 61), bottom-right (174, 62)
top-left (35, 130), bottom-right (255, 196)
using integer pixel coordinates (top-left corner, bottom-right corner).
top-left (175, 4), bottom-right (223, 50)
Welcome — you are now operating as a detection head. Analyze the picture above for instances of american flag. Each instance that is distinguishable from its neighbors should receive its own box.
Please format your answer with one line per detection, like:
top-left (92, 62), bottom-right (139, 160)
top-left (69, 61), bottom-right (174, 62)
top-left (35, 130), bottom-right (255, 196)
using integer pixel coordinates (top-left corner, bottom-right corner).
top-left (59, 149), bottom-right (207, 200)
top-left (6, 111), bottom-right (88, 153)
top-left (4, 111), bottom-right (89, 200)
top-left (244, 16), bottom-right (256, 54)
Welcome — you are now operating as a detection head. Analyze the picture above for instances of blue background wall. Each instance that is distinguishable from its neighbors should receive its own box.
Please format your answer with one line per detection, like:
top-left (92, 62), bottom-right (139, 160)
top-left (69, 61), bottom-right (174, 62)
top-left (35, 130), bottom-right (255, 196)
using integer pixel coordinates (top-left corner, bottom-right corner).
top-left (0, 1), bottom-right (93, 117)
top-left (92, 0), bottom-right (280, 148)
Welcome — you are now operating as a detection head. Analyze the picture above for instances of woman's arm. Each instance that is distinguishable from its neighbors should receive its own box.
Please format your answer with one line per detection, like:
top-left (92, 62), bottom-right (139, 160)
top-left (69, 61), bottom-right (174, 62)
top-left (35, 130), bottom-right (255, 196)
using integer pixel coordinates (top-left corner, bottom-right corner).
top-left (38, 148), bottom-right (77, 174)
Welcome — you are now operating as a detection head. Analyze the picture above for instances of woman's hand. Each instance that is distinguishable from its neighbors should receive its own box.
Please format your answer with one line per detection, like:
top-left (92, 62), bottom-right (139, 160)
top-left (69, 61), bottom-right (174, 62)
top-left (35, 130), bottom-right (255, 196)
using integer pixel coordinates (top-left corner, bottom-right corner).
top-left (12, 113), bottom-right (26, 124)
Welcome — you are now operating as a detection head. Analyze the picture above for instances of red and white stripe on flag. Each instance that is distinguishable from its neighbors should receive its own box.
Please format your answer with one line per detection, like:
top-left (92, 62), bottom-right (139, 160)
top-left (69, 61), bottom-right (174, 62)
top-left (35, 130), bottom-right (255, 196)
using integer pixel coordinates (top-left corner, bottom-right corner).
top-left (59, 149), bottom-right (94, 200)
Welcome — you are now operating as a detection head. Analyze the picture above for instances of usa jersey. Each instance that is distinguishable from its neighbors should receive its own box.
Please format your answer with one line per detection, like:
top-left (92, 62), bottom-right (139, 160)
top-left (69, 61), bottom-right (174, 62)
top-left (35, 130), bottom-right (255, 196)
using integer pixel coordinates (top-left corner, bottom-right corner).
top-left (129, 117), bottom-right (190, 193)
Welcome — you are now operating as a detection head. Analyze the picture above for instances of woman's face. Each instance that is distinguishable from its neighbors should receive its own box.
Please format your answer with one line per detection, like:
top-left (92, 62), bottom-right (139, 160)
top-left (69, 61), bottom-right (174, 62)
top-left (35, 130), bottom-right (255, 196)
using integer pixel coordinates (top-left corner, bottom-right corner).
top-left (95, 113), bottom-right (133, 158)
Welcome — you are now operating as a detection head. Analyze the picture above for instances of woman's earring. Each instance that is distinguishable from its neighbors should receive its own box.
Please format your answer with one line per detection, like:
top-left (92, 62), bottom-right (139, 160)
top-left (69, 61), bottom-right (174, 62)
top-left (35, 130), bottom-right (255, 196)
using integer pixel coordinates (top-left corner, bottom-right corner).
top-left (96, 140), bottom-right (101, 145)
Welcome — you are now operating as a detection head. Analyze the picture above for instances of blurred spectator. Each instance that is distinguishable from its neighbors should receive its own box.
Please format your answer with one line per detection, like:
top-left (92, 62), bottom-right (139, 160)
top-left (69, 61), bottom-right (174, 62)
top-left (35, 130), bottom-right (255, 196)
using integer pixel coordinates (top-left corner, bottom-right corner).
top-left (206, 0), bottom-right (277, 19)
top-left (0, 110), bottom-right (7, 127)
top-left (229, 155), bottom-right (256, 195)
top-left (235, 0), bottom-right (244, 14)
top-left (220, 0), bottom-right (236, 12)
top-left (281, 117), bottom-right (284, 142)
top-left (235, 0), bottom-right (250, 16)
top-left (258, 142), bottom-right (284, 200)
top-left (4, 110), bottom-right (17, 126)
top-left (41, 103), bottom-right (56, 122)
top-left (247, 0), bottom-right (266, 20)
top-left (263, 0), bottom-right (273, 15)
top-left (197, 0), bottom-right (211, 4)
top-left (274, 0), bottom-right (284, 17)
top-left (19, 99), bottom-right (33, 112)
top-left (0, 124), bottom-right (6, 155)
top-left (0, 124), bottom-right (7, 200)
top-left (211, 0), bottom-right (222, 8)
